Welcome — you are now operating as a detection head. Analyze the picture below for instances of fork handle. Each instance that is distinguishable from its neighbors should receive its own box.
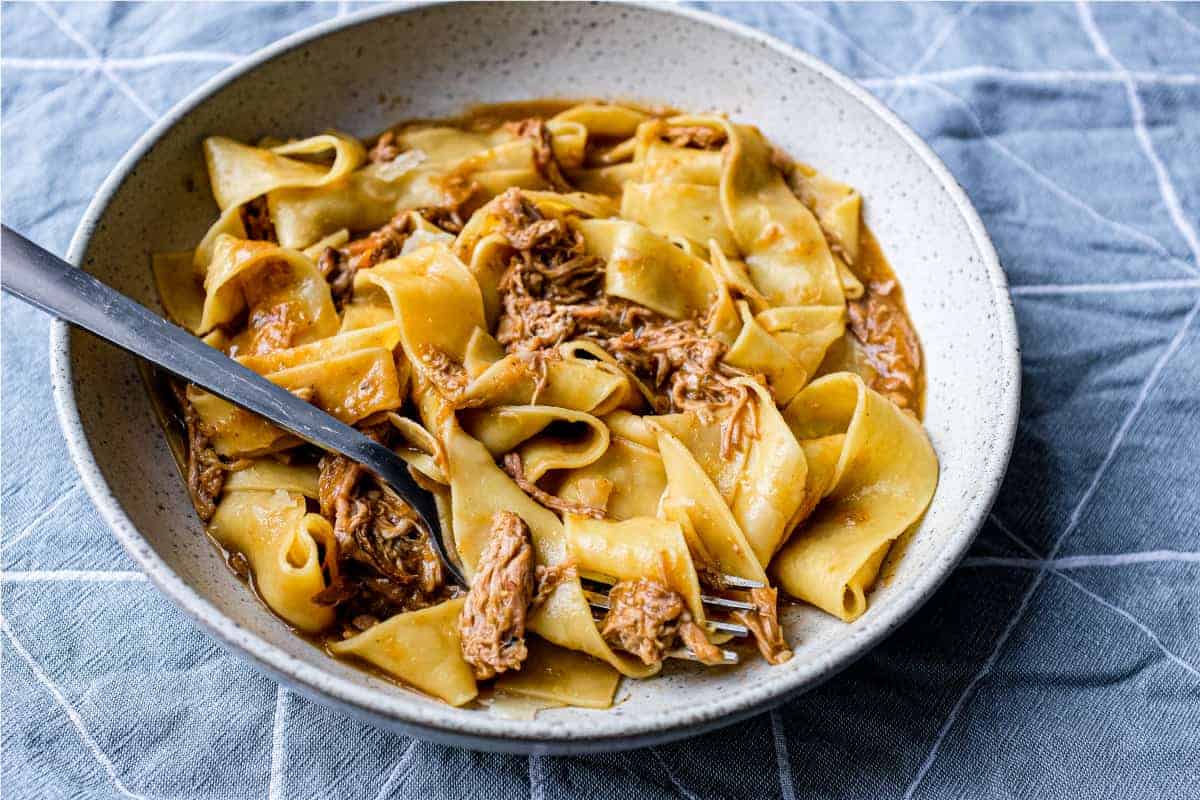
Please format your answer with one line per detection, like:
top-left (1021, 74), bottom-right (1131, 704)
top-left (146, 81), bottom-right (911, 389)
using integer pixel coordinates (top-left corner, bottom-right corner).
top-left (1, 224), bottom-right (463, 585)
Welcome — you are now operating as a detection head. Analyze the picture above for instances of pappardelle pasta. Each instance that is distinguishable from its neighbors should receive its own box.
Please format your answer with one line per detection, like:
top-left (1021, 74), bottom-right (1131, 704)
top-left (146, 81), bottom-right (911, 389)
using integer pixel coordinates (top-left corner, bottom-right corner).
top-left (152, 101), bottom-right (938, 710)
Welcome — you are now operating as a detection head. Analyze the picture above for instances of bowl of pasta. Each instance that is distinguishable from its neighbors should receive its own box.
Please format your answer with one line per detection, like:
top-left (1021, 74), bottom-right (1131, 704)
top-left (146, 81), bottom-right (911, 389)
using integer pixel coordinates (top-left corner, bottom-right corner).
top-left (51, 1), bottom-right (1019, 751)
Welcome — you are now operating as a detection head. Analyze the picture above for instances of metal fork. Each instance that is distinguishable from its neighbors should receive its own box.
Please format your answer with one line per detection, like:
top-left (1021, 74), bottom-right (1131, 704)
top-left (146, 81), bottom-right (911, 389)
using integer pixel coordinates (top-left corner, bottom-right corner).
top-left (1, 224), bottom-right (464, 584)
top-left (1, 225), bottom-right (753, 665)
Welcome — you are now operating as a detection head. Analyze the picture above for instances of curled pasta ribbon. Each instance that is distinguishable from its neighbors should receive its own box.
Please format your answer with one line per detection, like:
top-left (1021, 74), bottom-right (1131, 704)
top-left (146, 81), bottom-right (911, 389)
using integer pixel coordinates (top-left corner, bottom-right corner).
top-left (771, 372), bottom-right (938, 621)
top-left (199, 234), bottom-right (339, 340)
top-left (204, 132), bottom-right (367, 212)
top-left (460, 405), bottom-right (611, 483)
top-left (208, 489), bottom-right (335, 633)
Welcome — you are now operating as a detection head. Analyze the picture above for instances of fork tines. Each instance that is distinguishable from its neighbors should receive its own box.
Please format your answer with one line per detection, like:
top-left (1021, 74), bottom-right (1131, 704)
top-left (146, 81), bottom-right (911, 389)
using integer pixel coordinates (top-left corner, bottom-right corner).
top-left (583, 590), bottom-right (751, 637)
top-left (581, 572), bottom-right (766, 664)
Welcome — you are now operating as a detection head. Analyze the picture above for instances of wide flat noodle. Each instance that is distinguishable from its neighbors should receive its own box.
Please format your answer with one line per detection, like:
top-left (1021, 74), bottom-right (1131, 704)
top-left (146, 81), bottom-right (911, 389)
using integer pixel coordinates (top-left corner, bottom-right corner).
top-left (189, 326), bottom-right (404, 455)
top-left (493, 636), bottom-right (621, 710)
top-left (187, 387), bottom-right (296, 457)
top-left (552, 103), bottom-right (650, 138)
top-left (724, 300), bottom-right (808, 405)
top-left (236, 322), bottom-right (401, 374)
top-left (654, 380), bottom-right (807, 566)
top-left (651, 423), bottom-right (766, 584)
top-left (461, 346), bottom-right (638, 415)
top-left (757, 305), bottom-right (846, 378)
top-left (354, 242), bottom-right (485, 398)
top-left (268, 151), bottom-right (429, 249)
top-left (575, 219), bottom-right (718, 319)
top-left (619, 182), bottom-right (737, 256)
top-left (222, 460), bottom-right (319, 499)
top-left (771, 372), bottom-right (937, 621)
top-left (329, 598), bottom-right (478, 706)
top-left (152, 251), bottom-right (206, 333)
top-left (717, 119), bottom-right (844, 308)
top-left (208, 489), bottom-right (333, 632)
top-left (790, 164), bottom-right (861, 257)
top-left (556, 435), bottom-right (666, 520)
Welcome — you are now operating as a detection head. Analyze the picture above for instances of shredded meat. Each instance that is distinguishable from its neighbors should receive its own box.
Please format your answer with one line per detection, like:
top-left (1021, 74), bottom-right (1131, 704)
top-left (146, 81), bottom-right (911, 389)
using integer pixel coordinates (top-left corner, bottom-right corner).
top-left (226, 260), bottom-right (308, 357)
top-left (503, 452), bottom-right (604, 519)
top-left (170, 383), bottom-right (248, 522)
top-left (601, 578), bottom-right (684, 666)
top-left (662, 125), bottom-right (726, 150)
top-left (244, 302), bottom-right (302, 355)
top-left (240, 195), bottom-right (276, 242)
top-left (733, 586), bottom-right (793, 665)
top-left (458, 511), bottom-right (535, 680)
top-left (600, 578), bottom-right (724, 666)
top-left (847, 279), bottom-right (922, 411)
top-left (491, 189), bottom-right (760, 455)
top-left (420, 346), bottom-right (472, 403)
top-left (532, 561), bottom-right (578, 609)
top-left (416, 205), bottom-right (465, 234)
top-left (505, 118), bottom-right (572, 192)
top-left (314, 423), bottom-right (447, 619)
top-left (317, 423), bottom-right (389, 553)
top-left (368, 130), bottom-right (402, 163)
top-left (677, 617), bottom-right (727, 666)
top-left (318, 213), bottom-right (411, 305)
top-left (228, 551), bottom-right (251, 580)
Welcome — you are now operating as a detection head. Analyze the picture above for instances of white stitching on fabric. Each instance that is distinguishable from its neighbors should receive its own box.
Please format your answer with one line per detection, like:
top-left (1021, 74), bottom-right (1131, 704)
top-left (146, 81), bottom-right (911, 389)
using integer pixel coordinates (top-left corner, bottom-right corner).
top-left (373, 739), bottom-right (419, 800)
top-left (7, 54), bottom-right (1199, 85)
top-left (1, 482), bottom-right (81, 552)
top-left (961, 551), bottom-right (1200, 570)
top-left (894, 76), bottom-right (1199, 277)
top-left (648, 748), bottom-right (702, 800)
top-left (528, 754), bottom-right (545, 800)
top-left (0, 617), bottom-right (148, 799)
top-left (0, 570), bottom-right (148, 582)
top-left (883, 2), bottom-right (980, 107)
top-left (987, 517), bottom-right (1200, 678)
top-left (2, 53), bottom-right (243, 70)
top-left (1051, 570), bottom-right (1200, 680)
top-left (1079, 1), bottom-right (1200, 269)
top-left (1157, 1), bottom-right (1200, 39)
top-left (267, 688), bottom-right (288, 800)
top-left (770, 709), bottom-right (797, 800)
top-left (33, 1), bottom-right (158, 122)
top-left (786, 3), bottom-right (1197, 277)
top-left (903, 296), bottom-right (1200, 799)
top-left (860, 66), bottom-right (1200, 89)
top-left (1009, 279), bottom-right (1200, 296)
top-left (986, 514), bottom-right (1042, 559)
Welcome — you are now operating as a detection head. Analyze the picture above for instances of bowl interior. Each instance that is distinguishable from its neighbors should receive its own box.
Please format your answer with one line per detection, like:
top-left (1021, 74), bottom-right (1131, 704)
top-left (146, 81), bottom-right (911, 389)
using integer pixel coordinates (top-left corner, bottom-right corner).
top-left (58, 1), bottom-right (1016, 750)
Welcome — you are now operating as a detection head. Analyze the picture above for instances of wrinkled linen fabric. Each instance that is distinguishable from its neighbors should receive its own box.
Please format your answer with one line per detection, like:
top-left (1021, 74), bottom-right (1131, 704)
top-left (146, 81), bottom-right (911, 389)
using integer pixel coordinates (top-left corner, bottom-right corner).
top-left (3, 3), bottom-right (1199, 798)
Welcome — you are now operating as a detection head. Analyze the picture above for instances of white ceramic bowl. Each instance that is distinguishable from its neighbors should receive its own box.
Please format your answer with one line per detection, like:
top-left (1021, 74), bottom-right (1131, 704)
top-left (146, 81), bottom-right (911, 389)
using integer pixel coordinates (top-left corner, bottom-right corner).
top-left (51, 1), bottom-right (1019, 752)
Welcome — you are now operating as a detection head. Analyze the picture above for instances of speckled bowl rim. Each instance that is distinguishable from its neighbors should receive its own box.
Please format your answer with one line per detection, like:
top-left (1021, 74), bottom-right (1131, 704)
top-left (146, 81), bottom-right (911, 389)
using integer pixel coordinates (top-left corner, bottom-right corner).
top-left (50, 0), bottom-right (1020, 753)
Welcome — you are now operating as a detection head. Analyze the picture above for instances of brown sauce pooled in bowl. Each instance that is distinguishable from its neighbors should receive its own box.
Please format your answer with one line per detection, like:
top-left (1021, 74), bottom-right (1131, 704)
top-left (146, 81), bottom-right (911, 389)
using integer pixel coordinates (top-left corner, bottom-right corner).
top-left (842, 229), bottom-right (924, 417)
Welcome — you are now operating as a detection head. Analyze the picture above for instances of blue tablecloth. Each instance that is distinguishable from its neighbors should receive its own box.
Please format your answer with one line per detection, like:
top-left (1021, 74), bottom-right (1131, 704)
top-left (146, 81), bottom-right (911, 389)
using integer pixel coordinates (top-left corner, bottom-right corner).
top-left (3, 2), bottom-right (1199, 798)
